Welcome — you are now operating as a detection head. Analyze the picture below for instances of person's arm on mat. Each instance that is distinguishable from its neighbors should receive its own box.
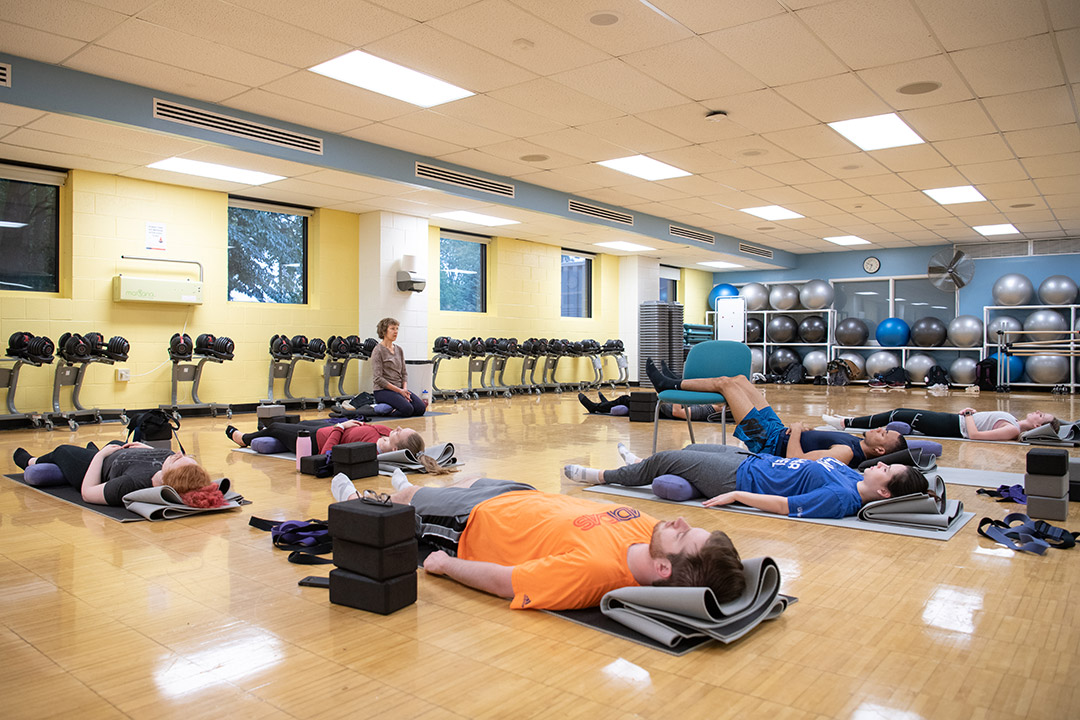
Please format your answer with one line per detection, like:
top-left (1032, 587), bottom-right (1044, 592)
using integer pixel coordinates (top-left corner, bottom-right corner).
top-left (785, 423), bottom-right (855, 464)
top-left (961, 410), bottom-right (1020, 441)
top-left (80, 443), bottom-right (126, 504)
top-left (703, 491), bottom-right (788, 515)
top-left (423, 550), bottom-right (514, 598)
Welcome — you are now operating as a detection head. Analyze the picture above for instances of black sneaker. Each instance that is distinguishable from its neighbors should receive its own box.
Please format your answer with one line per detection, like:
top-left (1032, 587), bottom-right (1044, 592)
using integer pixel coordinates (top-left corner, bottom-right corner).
top-left (868, 375), bottom-right (887, 388)
top-left (888, 380), bottom-right (908, 389)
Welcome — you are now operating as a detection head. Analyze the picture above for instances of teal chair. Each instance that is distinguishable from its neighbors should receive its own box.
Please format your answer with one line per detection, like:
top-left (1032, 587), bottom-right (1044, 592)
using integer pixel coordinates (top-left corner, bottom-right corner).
top-left (652, 340), bottom-right (752, 453)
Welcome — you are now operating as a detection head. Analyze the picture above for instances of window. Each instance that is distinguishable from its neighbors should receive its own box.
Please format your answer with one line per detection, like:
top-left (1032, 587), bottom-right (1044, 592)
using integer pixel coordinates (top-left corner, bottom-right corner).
top-left (439, 233), bottom-right (486, 312)
top-left (561, 252), bottom-right (592, 318)
top-left (659, 277), bottom-right (677, 302)
top-left (833, 279), bottom-right (890, 327)
top-left (0, 168), bottom-right (62, 293)
top-left (227, 200), bottom-right (309, 304)
top-left (894, 277), bottom-right (955, 325)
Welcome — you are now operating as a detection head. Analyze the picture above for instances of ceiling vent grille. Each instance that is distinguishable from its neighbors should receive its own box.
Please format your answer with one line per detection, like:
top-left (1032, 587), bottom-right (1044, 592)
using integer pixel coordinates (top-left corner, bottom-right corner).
top-left (739, 242), bottom-right (773, 259)
top-left (0, 63), bottom-right (10, 88)
top-left (153, 99), bottom-right (323, 154)
top-left (670, 225), bottom-right (714, 244)
top-left (568, 199), bottom-right (633, 226)
top-left (955, 240), bottom-right (1029, 259)
top-left (415, 163), bottom-right (515, 198)
top-left (1033, 237), bottom-right (1080, 256)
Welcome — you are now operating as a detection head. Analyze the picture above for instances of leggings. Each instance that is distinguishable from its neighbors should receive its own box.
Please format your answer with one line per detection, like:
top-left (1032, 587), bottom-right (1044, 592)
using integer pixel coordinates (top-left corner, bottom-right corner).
top-left (374, 388), bottom-right (426, 417)
top-left (241, 420), bottom-right (332, 452)
top-left (846, 409), bottom-right (962, 438)
top-left (603, 444), bottom-right (744, 498)
top-left (36, 442), bottom-right (114, 489)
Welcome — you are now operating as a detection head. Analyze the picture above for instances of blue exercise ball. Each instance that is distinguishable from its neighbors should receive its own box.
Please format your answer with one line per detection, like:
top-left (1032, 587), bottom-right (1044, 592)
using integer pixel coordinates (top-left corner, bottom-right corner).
top-left (990, 352), bottom-right (1025, 383)
top-left (875, 317), bottom-right (910, 347)
top-left (707, 283), bottom-right (739, 310)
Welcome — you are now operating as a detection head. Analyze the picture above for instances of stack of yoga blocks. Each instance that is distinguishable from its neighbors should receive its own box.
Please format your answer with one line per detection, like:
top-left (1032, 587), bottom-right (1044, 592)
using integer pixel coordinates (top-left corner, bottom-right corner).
top-left (327, 498), bottom-right (418, 614)
top-left (629, 391), bottom-right (658, 423)
top-left (332, 441), bottom-right (379, 479)
top-left (1025, 448), bottom-right (1070, 521)
top-left (256, 404), bottom-right (298, 428)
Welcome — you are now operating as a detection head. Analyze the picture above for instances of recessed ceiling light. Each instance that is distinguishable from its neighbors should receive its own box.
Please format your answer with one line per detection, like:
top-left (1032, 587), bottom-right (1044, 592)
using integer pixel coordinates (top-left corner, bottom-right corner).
top-left (698, 260), bottom-right (745, 269)
top-left (0, 220), bottom-right (28, 228)
top-left (310, 50), bottom-right (473, 107)
top-left (1010, 202), bottom-right (1035, 209)
top-left (911, 302), bottom-right (929, 306)
top-left (855, 291), bottom-right (878, 296)
top-left (895, 297), bottom-right (906, 301)
top-left (841, 164), bottom-right (862, 171)
top-left (823, 235), bottom-right (871, 246)
top-left (974, 223), bottom-right (1020, 236)
top-left (932, 305), bottom-right (948, 309)
top-left (741, 149), bottom-right (766, 157)
top-left (519, 154), bottom-right (549, 162)
top-left (147, 157), bottom-right (284, 185)
top-left (705, 110), bottom-right (728, 122)
top-left (756, 226), bottom-right (776, 231)
top-left (923, 185), bottom-right (986, 205)
top-left (740, 205), bottom-right (803, 221)
top-left (432, 210), bottom-right (519, 227)
top-left (589, 12), bottom-right (621, 26)
top-left (827, 113), bottom-right (924, 151)
top-left (594, 241), bottom-right (655, 252)
top-left (597, 155), bottom-right (691, 181)
top-left (897, 81), bottom-right (942, 96)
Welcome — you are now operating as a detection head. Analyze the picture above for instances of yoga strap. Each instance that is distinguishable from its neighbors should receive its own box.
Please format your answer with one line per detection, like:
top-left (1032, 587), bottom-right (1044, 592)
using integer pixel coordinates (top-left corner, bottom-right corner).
top-left (249, 516), bottom-right (333, 554)
top-left (976, 485), bottom-right (1028, 503)
top-left (287, 550), bottom-right (333, 565)
top-left (977, 513), bottom-right (1077, 554)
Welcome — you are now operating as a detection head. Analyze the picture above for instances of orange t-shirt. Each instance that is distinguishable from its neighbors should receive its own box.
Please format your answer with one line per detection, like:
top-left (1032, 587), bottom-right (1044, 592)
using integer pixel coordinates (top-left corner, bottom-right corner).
top-left (457, 491), bottom-right (657, 610)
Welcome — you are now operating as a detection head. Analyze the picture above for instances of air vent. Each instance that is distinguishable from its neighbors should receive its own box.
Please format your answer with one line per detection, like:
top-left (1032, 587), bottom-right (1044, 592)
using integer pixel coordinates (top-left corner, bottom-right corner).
top-left (415, 163), bottom-right (515, 198)
top-left (670, 225), bottom-right (714, 244)
top-left (739, 242), bottom-right (773, 259)
top-left (0, 63), bottom-right (10, 88)
top-left (568, 199), bottom-right (634, 226)
top-left (956, 241), bottom-right (1029, 259)
top-left (1033, 238), bottom-right (1080, 256)
top-left (153, 99), bottom-right (323, 154)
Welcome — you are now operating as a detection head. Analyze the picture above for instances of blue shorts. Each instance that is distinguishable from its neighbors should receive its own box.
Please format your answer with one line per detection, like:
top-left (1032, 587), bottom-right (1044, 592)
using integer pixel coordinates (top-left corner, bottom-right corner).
top-left (734, 406), bottom-right (789, 456)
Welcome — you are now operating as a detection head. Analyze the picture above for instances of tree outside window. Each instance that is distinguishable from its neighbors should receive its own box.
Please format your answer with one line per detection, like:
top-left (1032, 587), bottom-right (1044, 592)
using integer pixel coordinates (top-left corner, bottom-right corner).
top-left (228, 205), bottom-right (307, 304)
top-left (440, 235), bottom-right (486, 312)
top-left (561, 253), bottom-right (592, 318)
top-left (0, 178), bottom-right (59, 293)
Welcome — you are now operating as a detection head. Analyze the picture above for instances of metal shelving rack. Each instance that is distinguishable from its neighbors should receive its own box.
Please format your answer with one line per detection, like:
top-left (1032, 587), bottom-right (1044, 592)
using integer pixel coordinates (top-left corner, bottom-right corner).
top-left (828, 343), bottom-right (982, 385)
top-left (747, 308), bottom-right (836, 375)
top-left (983, 304), bottom-right (1079, 393)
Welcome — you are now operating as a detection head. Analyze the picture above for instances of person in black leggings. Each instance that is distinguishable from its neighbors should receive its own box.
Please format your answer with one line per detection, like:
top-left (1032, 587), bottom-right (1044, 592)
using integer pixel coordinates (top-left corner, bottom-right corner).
top-left (825, 407), bottom-right (1058, 441)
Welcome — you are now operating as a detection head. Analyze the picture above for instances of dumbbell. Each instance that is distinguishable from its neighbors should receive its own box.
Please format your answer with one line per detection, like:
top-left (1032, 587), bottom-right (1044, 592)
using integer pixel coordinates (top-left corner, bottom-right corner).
top-left (58, 332), bottom-right (91, 362)
top-left (346, 335), bottom-right (364, 355)
top-left (433, 336), bottom-right (451, 355)
top-left (6, 331), bottom-right (33, 358)
top-left (306, 337), bottom-right (326, 359)
top-left (327, 335), bottom-right (351, 359)
top-left (103, 335), bottom-right (130, 362)
top-left (269, 334), bottom-right (292, 360)
top-left (290, 335), bottom-right (309, 354)
top-left (83, 332), bottom-right (106, 356)
top-left (362, 338), bottom-right (378, 358)
top-left (169, 332), bottom-right (193, 360)
top-left (195, 333), bottom-right (216, 357)
top-left (212, 335), bottom-right (234, 360)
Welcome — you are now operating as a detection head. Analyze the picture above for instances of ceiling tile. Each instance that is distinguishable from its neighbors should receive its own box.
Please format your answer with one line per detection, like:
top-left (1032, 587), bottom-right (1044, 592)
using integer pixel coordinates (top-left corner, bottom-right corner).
top-left (1036, 176), bottom-right (1080, 195)
top-left (875, 191), bottom-right (937, 209)
top-left (0, 103), bottom-right (48, 127)
top-left (526, 127), bottom-right (634, 161)
top-left (610, 182), bottom-right (689, 202)
top-left (0, 20), bottom-right (88, 63)
top-left (261, 72), bottom-right (416, 123)
top-left (797, 181), bottom-right (868, 201)
top-left (897, 166), bottom-right (970, 188)
top-left (1058, 28), bottom-right (1080, 83)
top-left (622, 37), bottom-right (764, 101)
top-left (1005, 125), bottom-right (1080, 158)
top-left (981, 87), bottom-right (1077, 132)
top-left (26, 114), bottom-right (203, 156)
top-left (513, 169), bottom-right (603, 194)
top-left (853, 208), bottom-right (909, 224)
top-left (345, 122), bottom-right (466, 157)
top-left (806, 153), bottom-right (891, 179)
top-left (750, 186), bottom-right (818, 205)
top-left (856, 54), bottom-right (974, 110)
top-left (365, 0), bottom-right (476, 22)
top-left (703, 89), bottom-right (818, 134)
top-left (798, 0), bottom-right (938, 69)
top-left (932, 134), bottom-right (1015, 166)
top-left (772, 200), bottom-right (842, 217)
top-left (870, 145), bottom-right (949, 173)
top-left (476, 139), bottom-right (583, 170)
top-left (510, 0), bottom-right (693, 56)
top-left (226, 0), bottom-right (416, 47)
top-left (701, 167), bottom-right (783, 191)
top-left (949, 35), bottom-right (1064, 96)
top-left (301, 169), bottom-right (426, 196)
top-left (703, 14), bottom-right (847, 87)
top-left (702, 136), bottom-right (798, 166)
top-left (775, 73), bottom-right (892, 123)
top-left (913, 0), bottom-right (1047, 51)
top-left (577, 116), bottom-right (689, 154)
top-left (957, 159), bottom-right (1030, 184)
top-left (761, 125), bottom-right (860, 159)
top-left (1045, 0), bottom-right (1080, 30)
top-left (438, 95), bottom-right (564, 138)
top-left (3, 127), bottom-right (163, 166)
top-left (176, 145), bottom-right (318, 177)
top-left (636, 103), bottom-right (753, 144)
top-left (3, 0), bottom-right (127, 42)
top-left (549, 162), bottom-right (626, 187)
top-left (1021, 153), bottom-right (1080, 179)
top-left (550, 59), bottom-right (690, 114)
top-left (435, 148), bottom-right (536, 178)
top-left (900, 101), bottom-right (996, 141)
top-left (978, 179), bottom-right (1040, 200)
top-left (658, 175), bottom-right (741, 197)
top-left (385, 111), bottom-right (514, 148)
top-left (64, 45), bottom-right (248, 102)
top-left (648, 146), bottom-right (738, 175)
top-left (260, 177), bottom-right (374, 203)
top-left (843, 174), bottom-right (917, 195)
top-left (754, 160), bottom-right (835, 185)
top-left (488, 78), bottom-right (624, 126)
top-left (223, 90), bottom-right (369, 135)
top-left (647, 0), bottom-right (785, 34)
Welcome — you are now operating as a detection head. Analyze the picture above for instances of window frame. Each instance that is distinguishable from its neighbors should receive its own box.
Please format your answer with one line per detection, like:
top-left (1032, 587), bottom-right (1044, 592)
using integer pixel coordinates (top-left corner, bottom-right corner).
top-left (0, 162), bottom-right (66, 295)
top-left (438, 230), bottom-right (488, 313)
top-left (227, 197), bottom-right (312, 305)
top-left (560, 249), bottom-right (594, 319)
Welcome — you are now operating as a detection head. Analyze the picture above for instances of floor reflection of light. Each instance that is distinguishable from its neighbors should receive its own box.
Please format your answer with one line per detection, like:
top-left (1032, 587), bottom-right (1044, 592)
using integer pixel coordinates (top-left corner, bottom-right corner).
top-left (974, 546), bottom-right (1015, 558)
top-left (602, 658), bottom-right (651, 686)
top-left (154, 630), bottom-right (284, 697)
top-left (852, 702), bottom-right (925, 720)
top-left (922, 586), bottom-right (983, 635)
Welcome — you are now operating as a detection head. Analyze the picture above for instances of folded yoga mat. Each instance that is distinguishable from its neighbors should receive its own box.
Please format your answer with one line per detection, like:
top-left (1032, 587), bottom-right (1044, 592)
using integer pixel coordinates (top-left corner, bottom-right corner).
top-left (6, 473), bottom-right (146, 522)
top-left (584, 484), bottom-right (975, 541)
top-left (232, 447), bottom-right (296, 461)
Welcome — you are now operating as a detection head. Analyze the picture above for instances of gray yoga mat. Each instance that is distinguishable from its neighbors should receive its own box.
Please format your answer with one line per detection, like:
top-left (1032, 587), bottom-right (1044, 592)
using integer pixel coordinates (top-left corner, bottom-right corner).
top-left (583, 484), bottom-right (975, 541)
top-left (937, 466), bottom-right (1024, 488)
top-left (822, 425), bottom-right (1034, 448)
top-left (232, 447), bottom-right (297, 461)
top-left (5, 473), bottom-right (143, 522)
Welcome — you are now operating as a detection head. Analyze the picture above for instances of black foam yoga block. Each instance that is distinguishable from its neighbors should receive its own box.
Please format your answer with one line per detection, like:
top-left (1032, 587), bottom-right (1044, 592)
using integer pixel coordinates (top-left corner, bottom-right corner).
top-left (629, 411), bottom-right (655, 423)
top-left (630, 391), bottom-right (658, 402)
top-left (329, 499), bottom-right (415, 547)
top-left (1026, 447), bottom-right (1068, 476)
top-left (300, 453), bottom-right (330, 476)
top-left (329, 568), bottom-right (416, 614)
top-left (333, 537), bottom-right (418, 580)
top-left (629, 400), bottom-right (658, 413)
top-left (332, 441), bottom-right (378, 464)
top-left (334, 459), bottom-right (380, 480)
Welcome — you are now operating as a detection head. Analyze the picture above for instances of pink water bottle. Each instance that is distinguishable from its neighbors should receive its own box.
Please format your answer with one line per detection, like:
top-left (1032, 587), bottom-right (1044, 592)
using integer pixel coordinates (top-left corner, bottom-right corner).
top-left (296, 430), bottom-right (312, 470)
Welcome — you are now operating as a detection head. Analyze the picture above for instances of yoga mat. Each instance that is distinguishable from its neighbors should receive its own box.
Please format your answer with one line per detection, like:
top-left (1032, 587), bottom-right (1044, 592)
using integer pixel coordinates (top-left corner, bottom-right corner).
top-left (329, 411), bottom-right (450, 421)
top-left (820, 426), bottom-right (1060, 448)
top-left (5, 473), bottom-right (143, 522)
top-left (583, 484), bottom-right (975, 541)
top-left (583, 411), bottom-right (733, 424)
top-left (937, 467), bottom-right (1024, 488)
top-left (232, 447), bottom-right (296, 461)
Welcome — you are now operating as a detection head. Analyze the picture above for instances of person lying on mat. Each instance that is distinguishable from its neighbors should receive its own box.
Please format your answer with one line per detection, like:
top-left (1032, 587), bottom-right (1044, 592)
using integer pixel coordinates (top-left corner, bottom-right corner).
top-left (329, 472), bottom-right (746, 611)
top-left (564, 442), bottom-right (928, 519)
top-left (12, 442), bottom-right (223, 507)
top-left (823, 407), bottom-right (1058, 442)
top-left (578, 390), bottom-right (722, 421)
top-left (645, 364), bottom-right (906, 468)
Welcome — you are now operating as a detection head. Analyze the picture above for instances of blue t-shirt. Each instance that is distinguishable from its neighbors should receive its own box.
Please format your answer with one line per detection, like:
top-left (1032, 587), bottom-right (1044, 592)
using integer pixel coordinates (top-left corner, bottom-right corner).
top-left (735, 454), bottom-right (863, 518)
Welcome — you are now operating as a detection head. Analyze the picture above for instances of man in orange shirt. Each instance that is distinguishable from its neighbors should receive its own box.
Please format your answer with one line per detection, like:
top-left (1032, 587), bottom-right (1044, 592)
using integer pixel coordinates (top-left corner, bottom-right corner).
top-left (332, 476), bottom-right (745, 610)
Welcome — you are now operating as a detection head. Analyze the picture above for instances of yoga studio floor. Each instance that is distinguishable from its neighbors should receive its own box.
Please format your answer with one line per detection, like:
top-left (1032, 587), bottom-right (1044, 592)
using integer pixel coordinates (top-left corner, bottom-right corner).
top-left (2, 384), bottom-right (1079, 720)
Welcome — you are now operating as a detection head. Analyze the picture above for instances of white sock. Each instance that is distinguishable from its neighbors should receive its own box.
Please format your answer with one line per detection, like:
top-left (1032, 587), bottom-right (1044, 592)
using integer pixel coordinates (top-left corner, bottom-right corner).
top-left (617, 442), bottom-right (640, 466)
top-left (822, 414), bottom-right (848, 430)
top-left (391, 468), bottom-right (414, 492)
top-left (563, 465), bottom-right (601, 484)
top-left (331, 473), bottom-right (358, 503)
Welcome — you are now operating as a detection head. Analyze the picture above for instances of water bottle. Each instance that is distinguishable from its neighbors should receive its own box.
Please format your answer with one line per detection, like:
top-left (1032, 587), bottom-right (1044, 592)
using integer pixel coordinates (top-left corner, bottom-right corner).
top-left (421, 389), bottom-right (430, 407)
top-left (295, 430), bottom-right (312, 470)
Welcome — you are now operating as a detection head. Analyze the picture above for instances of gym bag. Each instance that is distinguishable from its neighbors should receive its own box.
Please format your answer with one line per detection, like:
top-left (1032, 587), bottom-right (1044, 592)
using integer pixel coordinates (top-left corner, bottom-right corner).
top-left (126, 409), bottom-right (184, 453)
top-left (975, 358), bottom-right (997, 391)
top-left (926, 365), bottom-right (949, 387)
top-left (826, 358), bottom-right (854, 386)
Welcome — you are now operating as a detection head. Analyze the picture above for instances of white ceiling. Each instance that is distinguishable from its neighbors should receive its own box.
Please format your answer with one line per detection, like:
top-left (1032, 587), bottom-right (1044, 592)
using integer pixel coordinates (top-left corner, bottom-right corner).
top-left (1, 0), bottom-right (1078, 268)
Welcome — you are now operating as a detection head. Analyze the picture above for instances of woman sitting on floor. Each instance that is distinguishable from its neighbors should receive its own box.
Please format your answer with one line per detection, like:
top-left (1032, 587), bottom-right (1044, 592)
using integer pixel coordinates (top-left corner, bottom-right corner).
top-left (824, 407), bottom-right (1058, 442)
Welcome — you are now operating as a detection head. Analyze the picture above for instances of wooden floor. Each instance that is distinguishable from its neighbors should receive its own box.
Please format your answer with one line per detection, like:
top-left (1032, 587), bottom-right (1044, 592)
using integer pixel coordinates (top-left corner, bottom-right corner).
top-left (2, 384), bottom-right (1079, 720)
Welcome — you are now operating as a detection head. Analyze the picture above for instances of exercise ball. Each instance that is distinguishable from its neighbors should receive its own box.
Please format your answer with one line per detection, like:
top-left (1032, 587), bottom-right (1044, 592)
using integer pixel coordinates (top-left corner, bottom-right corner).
top-left (802, 350), bottom-right (828, 377)
top-left (767, 314), bottom-right (798, 343)
top-left (910, 317), bottom-right (947, 347)
top-left (798, 315), bottom-right (827, 343)
top-left (769, 283), bottom-right (800, 310)
top-left (800, 280), bottom-right (834, 310)
top-left (768, 347), bottom-right (800, 373)
top-left (741, 282), bottom-right (769, 311)
top-left (1038, 275), bottom-right (1077, 305)
top-left (990, 352), bottom-right (1024, 383)
top-left (865, 350), bottom-right (901, 377)
top-left (707, 283), bottom-right (739, 310)
top-left (839, 352), bottom-right (866, 380)
top-left (746, 317), bottom-right (763, 343)
top-left (1024, 309), bottom-right (1068, 342)
top-left (1025, 354), bottom-right (1069, 384)
top-left (949, 357), bottom-right (977, 385)
top-left (992, 273), bottom-right (1034, 306)
top-left (875, 317), bottom-right (910, 347)
top-left (986, 315), bottom-right (1022, 345)
top-left (835, 317), bottom-right (869, 346)
top-left (947, 315), bottom-right (983, 348)
top-left (904, 353), bottom-right (936, 384)
top-left (750, 347), bottom-right (765, 375)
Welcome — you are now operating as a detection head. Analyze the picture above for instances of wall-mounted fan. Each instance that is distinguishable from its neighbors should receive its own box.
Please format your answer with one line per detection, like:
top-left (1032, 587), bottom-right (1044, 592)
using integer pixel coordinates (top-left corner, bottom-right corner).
top-left (928, 248), bottom-right (974, 291)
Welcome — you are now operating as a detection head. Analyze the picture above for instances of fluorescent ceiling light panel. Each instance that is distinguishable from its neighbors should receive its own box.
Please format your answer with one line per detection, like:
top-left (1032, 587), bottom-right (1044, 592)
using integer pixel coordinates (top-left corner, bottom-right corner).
top-left (827, 113), bottom-right (924, 151)
top-left (740, 205), bottom-right (803, 221)
top-left (596, 155), bottom-right (691, 181)
top-left (823, 235), bottom-right (870, 246)
top-left (147, 158), bottom-right (283, 185)
top-left (697, 261), bottom-right (744, 269)
top-left (974, 223), bottom-right (1019, 236)
top-left (594, 241), bottom-right (655, 252)
top-left (922, 186), bottom-right (986, 205)
top-left (310, 50), bottom-right (473, 107)
top-left (432, 210), bottom-right (519, 227)
top-left (0, 220), bottom-right (28, 228)
top-left (911, 302), bottom-right (929, 306)
top-left (855, 291), bottom-right (878, 295)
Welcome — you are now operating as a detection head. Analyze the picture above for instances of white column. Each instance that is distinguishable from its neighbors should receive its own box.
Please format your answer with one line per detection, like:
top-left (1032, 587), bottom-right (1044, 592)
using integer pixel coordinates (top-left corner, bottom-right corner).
top-left (618, 255), bottom-right (660, 382)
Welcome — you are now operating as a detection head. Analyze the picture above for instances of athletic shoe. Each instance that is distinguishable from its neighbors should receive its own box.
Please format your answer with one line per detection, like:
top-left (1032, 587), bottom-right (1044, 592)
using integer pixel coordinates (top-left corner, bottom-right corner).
top-left (868, 376), bottom-right (887, 388)
top-left (821, 414), bottom-right (847, 430)
top-left (888, 379), bottom-right (908, 389)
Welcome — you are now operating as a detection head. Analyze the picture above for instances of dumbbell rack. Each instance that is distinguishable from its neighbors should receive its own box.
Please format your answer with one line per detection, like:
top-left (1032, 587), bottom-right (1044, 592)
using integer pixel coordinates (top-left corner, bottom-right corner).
top-left (0, 358), bottom-right (47, 428)
top-left (266, 353), bottom-right (318, 409)
top-left (464, 352), bottom-right (491, 399)
top-left (431, 351), bottom-right (465, 402)
top-left (601, 349), bottom-right (629, 390)
top-left (48, 356), bottom-right (128, 430)
top-left (321, 354), bottom-right (358, 407)
top-left (161, 355), bottom-right (231, 420)
top-left (518, 352), bottom-right (541, 395)
top-left (482, 353), bottom-right (514, 398)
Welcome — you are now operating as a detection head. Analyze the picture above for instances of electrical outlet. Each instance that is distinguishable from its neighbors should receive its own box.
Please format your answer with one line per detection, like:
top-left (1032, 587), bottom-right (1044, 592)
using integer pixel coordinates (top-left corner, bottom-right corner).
top-left (116, 368), bottom-right (131, 382)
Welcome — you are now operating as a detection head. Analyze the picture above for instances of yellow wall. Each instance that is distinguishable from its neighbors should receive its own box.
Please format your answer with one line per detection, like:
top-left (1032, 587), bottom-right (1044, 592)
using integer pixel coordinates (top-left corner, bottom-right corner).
top-left (0, 170), bottom-right (360, 413)
top-left (427, 228), bottom-right (621, 390)
top-left (681, 267), bottom-right (713, 325)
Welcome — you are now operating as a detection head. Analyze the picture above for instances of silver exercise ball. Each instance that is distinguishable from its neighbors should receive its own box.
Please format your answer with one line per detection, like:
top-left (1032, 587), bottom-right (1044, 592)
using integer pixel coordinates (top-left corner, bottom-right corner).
top-left (992, 273), bottom-right (1034, 306)
top-left (1024, 309), bottom-right (1068, 342)
top-left (746, 317), bottom-right (763, 343)
top-left (865, 350), bottom-right (901, 377)
top-left (835, 317), bottom-right (869, 346)
top-left (750, 347), bottom-right (765, 375)
top-left (798, 315), bottom-right (827, 343)
top-left (839, 352), bottom-right (866, 380)
top-left (947, 315), bottom-right (984, 348)
top-left (1025, 354), bottom-right (1069, 384)
top-left (800, 280), bottom-right (834, 310)
top-left (1038, 275), bottom-right (1077, 305)
top-left (910, 317), bottom-right (947, 347)
top-left (802, 350), bottom-right (828, 377)
top-left (741, 282), bottom-right (769, 311)
top-left (768, 347), bottom-right (800, 373)
top-left (904, 353), bottom-right (936, 384)
top-left (986, 315), bottom-right (1023, 345)
top-left (949, 357), bottom-right (977, 385)
top-left (769, 283), bottom-right (800, 311)
top-left (767, 314), bottom-right (798, 343)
